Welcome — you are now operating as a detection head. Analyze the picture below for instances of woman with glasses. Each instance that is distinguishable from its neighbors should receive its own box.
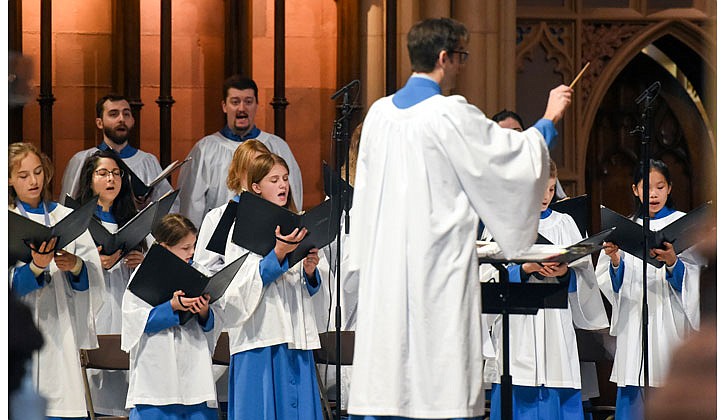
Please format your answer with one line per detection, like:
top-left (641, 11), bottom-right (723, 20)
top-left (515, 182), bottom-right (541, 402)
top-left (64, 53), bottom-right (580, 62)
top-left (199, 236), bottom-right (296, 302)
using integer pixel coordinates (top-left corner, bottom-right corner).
top-left (75, 149), bottom-right (147, 417)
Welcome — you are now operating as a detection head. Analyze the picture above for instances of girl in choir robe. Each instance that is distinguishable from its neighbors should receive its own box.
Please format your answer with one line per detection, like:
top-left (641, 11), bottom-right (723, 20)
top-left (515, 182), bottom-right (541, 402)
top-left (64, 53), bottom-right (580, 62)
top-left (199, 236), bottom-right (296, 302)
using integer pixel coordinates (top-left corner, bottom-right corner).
top-left (193, 139), bottom-right (271, 412)
top-left (194, 139), bottom-right (271, 274)
top-left (488, 160), bottom-right (609, 420)
top-left (595, 159), bottom-right (701, 420)
top-left (76, 149), bottom-right (145, 416)
top-left (121, 214), bottom-right (222, 420)
top-left (8, 142), bottom-right (105, 420)
top-left (221, 153), bottom-right (324, 420)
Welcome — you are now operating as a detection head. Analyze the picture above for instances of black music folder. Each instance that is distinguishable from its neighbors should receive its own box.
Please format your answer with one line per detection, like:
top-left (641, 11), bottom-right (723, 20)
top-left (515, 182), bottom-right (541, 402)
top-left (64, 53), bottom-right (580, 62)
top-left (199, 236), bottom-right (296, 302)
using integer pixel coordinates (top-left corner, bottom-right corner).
top-left (151, 189), bottom-right (180, 231)
top-left (232, 192), bottom-right (341, 266)
top-left (600, 203), bottom-right (711, 267)
top-left (206, 200), bottom-right (239, 255)
top-left (128, 243), bottom-right (248, 324)
top-left (322, 161), bottom-right (353, 211)
top-left (9, 198), bottom-right (98, 265)
top-left (129, 157), bottom-right (190, 198)
top-left (478, 227), bottom-right (614, 265)
top-left (549, 194), bottom-right (589, 237)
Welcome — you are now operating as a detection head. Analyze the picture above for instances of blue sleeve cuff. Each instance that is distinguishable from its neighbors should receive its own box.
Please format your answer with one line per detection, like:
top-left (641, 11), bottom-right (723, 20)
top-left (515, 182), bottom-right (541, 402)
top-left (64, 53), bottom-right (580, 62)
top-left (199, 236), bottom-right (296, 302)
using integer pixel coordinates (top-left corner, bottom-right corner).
top-left (665, 258), bottom-right (685, 292)
top-left (12, 264), bottom-right (45, 297)
top-left (533, 118), bottom-right (558, 149)
top-left (305, 268), bottom-right (322, 296)
top-left (259, 248), bottom-right (289, 286)
top-left (144, 300), bottom-right (181, 334)
top-left (198, 307), bottom-right (215, 332)
top-left (609, 259), bottom-right (625, 293)
top-left (567, 268), bottom-right (577, 293)
top-left (507, 265), bottom-right (524, 283)
top-left (67, 263), bottom-right (89, 291)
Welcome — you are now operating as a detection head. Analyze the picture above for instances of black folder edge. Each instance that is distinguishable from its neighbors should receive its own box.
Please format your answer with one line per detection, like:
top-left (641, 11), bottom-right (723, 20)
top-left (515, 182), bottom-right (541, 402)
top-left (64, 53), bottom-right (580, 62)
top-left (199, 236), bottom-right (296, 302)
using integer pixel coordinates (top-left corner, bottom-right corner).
top-left (9, 197), bottom-right (98, 265)
top-left (549, 194), bottom-right (589, 237)
top-left (129, 157), bottom-right (191, 198)
top-left (151, 189), bottom-right (180, 232)
top-left (322, 161), bottom-right (353, 211)
top-left (232, 192), bottom-right (342, 266)
top-left (481, 281), bottom-right (569, 315)
top-left (599, 204), bottom-right (711, 268)
top-left (92, 200), bottom-right (160, 257)
top-left (128, 243), bottom-right (248, 324)
top-left (206, 200), bottom-right (239, 255)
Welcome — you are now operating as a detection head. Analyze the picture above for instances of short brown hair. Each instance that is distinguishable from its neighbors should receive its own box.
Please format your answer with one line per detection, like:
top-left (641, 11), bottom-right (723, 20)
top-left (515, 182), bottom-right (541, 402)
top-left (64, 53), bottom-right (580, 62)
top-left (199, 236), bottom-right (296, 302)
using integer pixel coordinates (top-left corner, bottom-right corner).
top-left (549, 159), bottom-right (558, 179)
top-left (152, 213), bottom-right (198, 246)
top-left (8, 142), bottom-right (54, 207)
top-left (227, 140), bottom-right (271, 193)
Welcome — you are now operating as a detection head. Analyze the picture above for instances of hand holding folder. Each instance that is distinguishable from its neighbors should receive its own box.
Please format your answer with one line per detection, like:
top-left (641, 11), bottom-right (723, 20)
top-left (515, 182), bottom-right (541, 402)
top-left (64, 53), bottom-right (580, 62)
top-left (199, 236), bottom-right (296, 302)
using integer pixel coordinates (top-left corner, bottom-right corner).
top-left (9, 198), bottom-right (97, 265)
top-left (128, 243), bottom-right (248, 324)
top-left (231, 192), bottom-right (342, 266)
top-left (600, 203), bottom-right (712, 267)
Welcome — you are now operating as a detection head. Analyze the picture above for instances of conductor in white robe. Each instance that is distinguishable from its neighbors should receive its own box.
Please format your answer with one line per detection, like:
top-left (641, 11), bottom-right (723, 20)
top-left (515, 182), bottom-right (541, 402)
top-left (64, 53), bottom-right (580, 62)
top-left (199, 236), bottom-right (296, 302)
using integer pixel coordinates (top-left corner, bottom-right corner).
top-left (59, 94), bottom-right (175, 209)
top-left (176, 75), bottom-right (303, 228)
top-left (347, 17), bottom-right (573, 420)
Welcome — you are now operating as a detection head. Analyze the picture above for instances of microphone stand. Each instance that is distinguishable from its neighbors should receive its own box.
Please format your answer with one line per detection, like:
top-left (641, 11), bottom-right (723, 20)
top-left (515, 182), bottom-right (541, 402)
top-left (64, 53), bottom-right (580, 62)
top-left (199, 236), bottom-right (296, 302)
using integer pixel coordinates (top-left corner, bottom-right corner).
top-left (329, 79), bottom-right (358, 420)
top-left (632, 81), bottom-right (660, 400)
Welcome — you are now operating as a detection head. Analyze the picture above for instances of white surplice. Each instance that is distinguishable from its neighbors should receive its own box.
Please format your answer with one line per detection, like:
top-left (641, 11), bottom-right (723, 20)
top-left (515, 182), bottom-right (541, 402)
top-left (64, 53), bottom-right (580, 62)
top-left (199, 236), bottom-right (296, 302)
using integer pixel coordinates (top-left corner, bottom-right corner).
top-left (486, 211), bottom-right (608, 390)
top-left (9, 204), bottom-right (105, 418)
top-left (595, 210), bottom-right (701, 387)
top-left (347, 93), bottom-right (550, 418)
top-left (121, 263), bottom-right (222, 409)
top-left (177, 131), bottom-right (303, 229)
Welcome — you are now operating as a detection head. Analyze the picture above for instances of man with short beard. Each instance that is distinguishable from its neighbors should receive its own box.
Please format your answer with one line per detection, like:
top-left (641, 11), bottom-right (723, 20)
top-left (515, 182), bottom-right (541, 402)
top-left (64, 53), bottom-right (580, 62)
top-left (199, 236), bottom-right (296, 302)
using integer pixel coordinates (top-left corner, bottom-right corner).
top-left (176, 75), bottom-right (302, 228)
top-left (60, 94), bottom-right (174, 210)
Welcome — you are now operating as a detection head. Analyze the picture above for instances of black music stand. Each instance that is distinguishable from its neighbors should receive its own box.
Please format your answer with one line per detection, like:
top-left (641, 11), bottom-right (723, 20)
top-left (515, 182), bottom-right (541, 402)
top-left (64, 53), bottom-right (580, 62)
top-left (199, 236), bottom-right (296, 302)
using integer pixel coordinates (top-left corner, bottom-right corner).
top-left (478, 231), bottom-right (610, 420)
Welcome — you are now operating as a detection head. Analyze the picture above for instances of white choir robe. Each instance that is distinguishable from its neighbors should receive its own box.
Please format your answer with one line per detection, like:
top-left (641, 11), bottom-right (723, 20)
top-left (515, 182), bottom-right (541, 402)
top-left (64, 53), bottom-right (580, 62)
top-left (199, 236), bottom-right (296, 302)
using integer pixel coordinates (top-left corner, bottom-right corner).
top-left (486, 211), bottom-right (609, 392)
top-left (121, 263), bottom-right (222, 409)
top-left (219, 230), bottom-right (321, 355)
top-left (177, 130), bottom-right (303, 229)
top-left (347, 92), bottom-right (550, 418)
top-left (595, 210), bottom-right (701, 387)
top-left (9, 203), bottom-right (105, 418)
top-left (313, 214), bottom-right (360, 410)
top-left (59, 145), bottom-right (176, 208)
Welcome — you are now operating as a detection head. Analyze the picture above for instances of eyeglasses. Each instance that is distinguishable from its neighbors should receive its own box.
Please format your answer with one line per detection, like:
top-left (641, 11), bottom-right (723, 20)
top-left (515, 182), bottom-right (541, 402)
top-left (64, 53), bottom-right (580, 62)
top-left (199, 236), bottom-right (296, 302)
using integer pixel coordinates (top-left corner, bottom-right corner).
top-left (94, 168), bottom-right (124, 178)
top-left (452, 49), bottom-right (469, 63)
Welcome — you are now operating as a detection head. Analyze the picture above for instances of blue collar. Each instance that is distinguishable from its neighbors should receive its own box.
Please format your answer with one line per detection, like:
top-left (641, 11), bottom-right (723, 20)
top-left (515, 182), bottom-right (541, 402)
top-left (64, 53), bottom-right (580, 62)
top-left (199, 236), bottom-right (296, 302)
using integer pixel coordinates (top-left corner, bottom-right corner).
top-left (392, 75), bottom-right (442, 109)
top-left (652, 206), bottom-right (675, 220)
top-left (18, 200), bottom-right (57, 214)
top-left (98, 142), bottom-right (138, 159)
top-left (232, 193), bottom-right (241, 203)
top-left (540, 208), bottom-right (553, 219)
top-left (95, 205), bottom-right (117, 223)
top-left (220, 125), bottom-right (262, 142)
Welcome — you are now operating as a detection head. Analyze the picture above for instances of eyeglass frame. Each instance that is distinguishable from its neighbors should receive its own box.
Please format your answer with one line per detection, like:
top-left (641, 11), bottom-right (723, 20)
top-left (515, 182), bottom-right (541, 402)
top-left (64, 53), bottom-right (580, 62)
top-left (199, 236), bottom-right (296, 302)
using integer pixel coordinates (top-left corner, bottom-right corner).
top-left (450, 49), bottom-right (470, 63)
top-left (94, 168), bottom-right (125, 178)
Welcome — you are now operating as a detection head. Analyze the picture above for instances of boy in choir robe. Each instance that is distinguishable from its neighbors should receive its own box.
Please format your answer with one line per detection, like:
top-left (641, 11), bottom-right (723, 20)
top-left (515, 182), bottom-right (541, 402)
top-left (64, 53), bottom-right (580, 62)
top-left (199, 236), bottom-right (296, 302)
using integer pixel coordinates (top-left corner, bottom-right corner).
top-left (595, 159), bottom-right (702, 420)
top-left (9, 142), bottom-right (105, 420)
top-left (121, 214), bottom-right (223, 420)
top-left (486, 160), bottom-right (609, 420)
top-left (177, 75), bottom-right (303, 228)
top-left (60, 94), bottom-right (175, 210)
top-left (346, 17), bottom-right (573, 420)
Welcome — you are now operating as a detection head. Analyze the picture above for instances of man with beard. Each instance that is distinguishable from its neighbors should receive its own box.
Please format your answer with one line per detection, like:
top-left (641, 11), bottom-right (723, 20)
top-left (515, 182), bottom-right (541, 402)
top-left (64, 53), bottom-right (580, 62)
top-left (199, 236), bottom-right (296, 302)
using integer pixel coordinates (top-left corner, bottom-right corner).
top-left (176, 75), bottom-right (302, 228)
top-left (60, 94), bottom-right (174, 209)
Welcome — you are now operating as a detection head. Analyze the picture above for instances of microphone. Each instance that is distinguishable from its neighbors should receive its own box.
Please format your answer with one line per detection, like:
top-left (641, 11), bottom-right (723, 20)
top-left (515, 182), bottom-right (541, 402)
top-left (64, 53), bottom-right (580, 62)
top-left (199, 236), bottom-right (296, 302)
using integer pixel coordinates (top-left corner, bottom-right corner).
top-left (331, 80), bottom-right (360, 100)
top-left (635, 81), bottom-right (661, 105)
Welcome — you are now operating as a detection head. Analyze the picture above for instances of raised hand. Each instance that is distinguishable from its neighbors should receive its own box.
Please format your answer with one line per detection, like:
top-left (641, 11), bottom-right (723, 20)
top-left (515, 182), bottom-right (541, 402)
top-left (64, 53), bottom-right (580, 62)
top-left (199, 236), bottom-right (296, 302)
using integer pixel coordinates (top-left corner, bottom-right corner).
top-left (54, 249), bottom-right (81, 272)
top-left (30, 237), bottom-right (57, 270)
top-left (273, 225), bottom-right (308, 263)
top-left (603, 241), bottom-right (621, 266)
top-left (123, 250), bottom-right (145, 269)
top-left (651, 241), bottom-right (677, 267)
top-left (542, 85), bottom-right (573, 124)
top-left (98, 246), bottom-right (123, 270)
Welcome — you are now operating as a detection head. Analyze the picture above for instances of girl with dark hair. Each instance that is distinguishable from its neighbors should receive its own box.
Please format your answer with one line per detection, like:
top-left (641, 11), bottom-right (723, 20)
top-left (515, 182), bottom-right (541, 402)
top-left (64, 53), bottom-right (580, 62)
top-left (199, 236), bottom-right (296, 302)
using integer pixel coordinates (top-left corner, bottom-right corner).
top-left (9, 142), bottom-right (105, 419)
top-left (76, 149), bottom-right (146, 416)
top-left (595, 159), bottom-right (701, 420)
top-left (222, 152), bottom-right (324, 420)
top-left (121, 213), bottom-right (221, 420)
